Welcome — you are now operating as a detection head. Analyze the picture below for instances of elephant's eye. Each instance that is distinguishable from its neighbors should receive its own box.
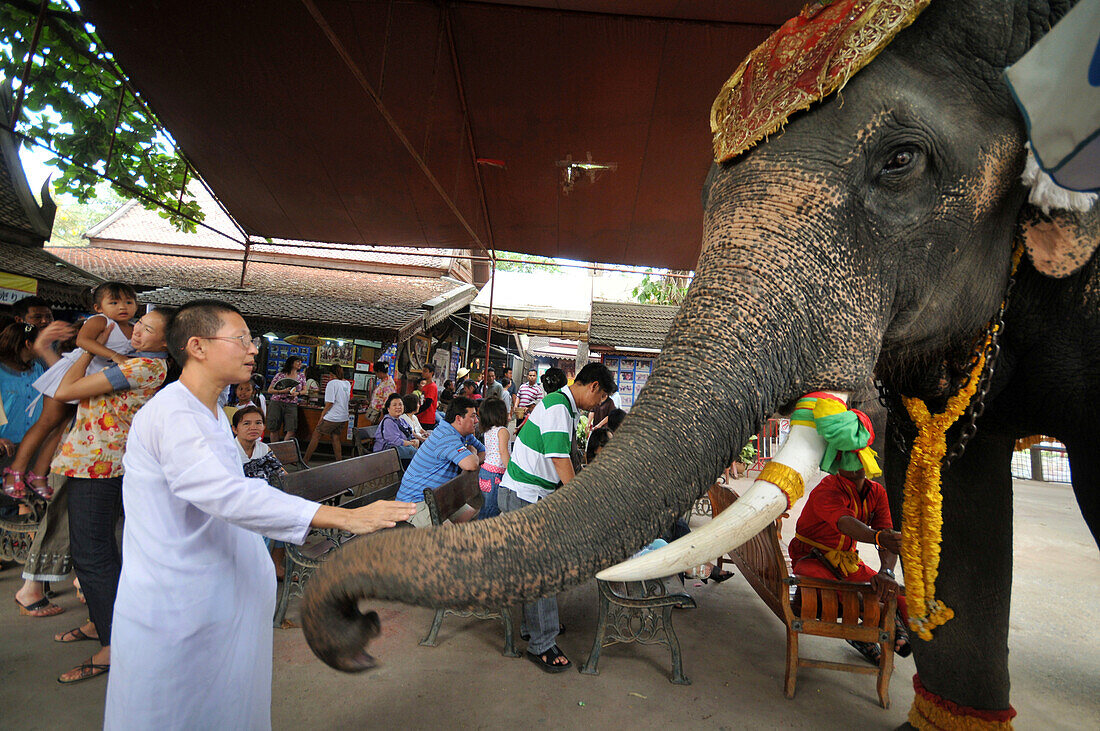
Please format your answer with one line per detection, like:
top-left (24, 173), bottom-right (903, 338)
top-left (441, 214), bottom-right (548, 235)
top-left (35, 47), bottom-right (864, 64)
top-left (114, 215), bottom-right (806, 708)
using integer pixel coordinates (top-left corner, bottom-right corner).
top-left (883, 149), bottom-right (916, 173)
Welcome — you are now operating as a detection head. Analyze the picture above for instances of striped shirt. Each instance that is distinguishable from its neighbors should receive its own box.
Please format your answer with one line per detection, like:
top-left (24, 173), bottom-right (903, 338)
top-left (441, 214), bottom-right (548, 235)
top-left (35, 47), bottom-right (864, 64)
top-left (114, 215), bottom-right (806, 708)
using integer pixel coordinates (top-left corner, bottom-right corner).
top-left (397, 419), bottom-right (485, 503)
top-left (501, 387), bottom-right (577, 502)
top-left (516, 382), bottom-right (545, 409)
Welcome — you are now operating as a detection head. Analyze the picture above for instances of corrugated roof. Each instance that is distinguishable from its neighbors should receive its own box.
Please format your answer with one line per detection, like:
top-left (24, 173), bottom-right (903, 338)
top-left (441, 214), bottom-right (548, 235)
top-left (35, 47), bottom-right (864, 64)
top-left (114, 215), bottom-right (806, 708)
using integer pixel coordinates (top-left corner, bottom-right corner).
top-left (589, 299), bottom-right (677, 351)
top-left (84, 187), bottom-right (466, 274)
top-left (46, 246), bottom-right (469, 339)
top-left (1, 241), bottom-right (102, 306)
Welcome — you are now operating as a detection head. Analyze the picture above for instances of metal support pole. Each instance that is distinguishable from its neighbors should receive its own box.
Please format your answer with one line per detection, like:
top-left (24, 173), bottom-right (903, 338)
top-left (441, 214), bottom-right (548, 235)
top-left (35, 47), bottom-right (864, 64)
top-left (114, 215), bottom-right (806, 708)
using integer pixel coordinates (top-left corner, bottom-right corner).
top-left (1030, 445), bottom-right (1044, 482)
top-left (240, 240), bottom-right (251, 287)
top-left (10, 0), bottom-right (49, 130)
top-left (465, 315), bottom-right (472, 367)
top-left (483, 255), bottom-right (496, 380)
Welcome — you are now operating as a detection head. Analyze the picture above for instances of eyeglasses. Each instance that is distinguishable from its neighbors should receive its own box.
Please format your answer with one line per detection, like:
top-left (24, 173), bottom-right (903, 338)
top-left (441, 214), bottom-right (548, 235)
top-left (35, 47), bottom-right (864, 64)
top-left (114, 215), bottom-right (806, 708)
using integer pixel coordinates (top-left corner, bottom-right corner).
top-left (199, 334), bottom-right (254, 349)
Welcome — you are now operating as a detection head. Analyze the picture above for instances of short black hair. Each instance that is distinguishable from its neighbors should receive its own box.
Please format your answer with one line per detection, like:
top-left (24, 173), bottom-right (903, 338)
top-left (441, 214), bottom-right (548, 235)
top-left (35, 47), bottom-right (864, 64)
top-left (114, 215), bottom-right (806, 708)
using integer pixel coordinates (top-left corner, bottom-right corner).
top-left (383, 393), bottom-right (403, 412)
top-left (329, 363), bottom-right (344, 378)
top-left (574, 362), bottom-right (617, 395)
top-left (446, 396), bottom-right (477, 423)
top-left (374, 360), bottom-right (389, 375)
top-left (443, 379), bottom-right (453, 389)
top-left (423, 363), bottom-right (436, 374)
top-left (401, 393), bottom-right (420, 415)
top-left (280, 355), bottom-right (302, 373)
top-left (607, 408), bottom-right (627, 432)
top-left (586, 427), bottom-right (612, 463)
top-left (460, 379), bottom-right (477, 393)
top-left (231, 404), bottom-right (264, 429)
top-left (486, 366), bottom-right (495, 375)
top-left (478, 397), bottom-right (509, 430)
top-left (167, 299), bottom-right (243, 367)
top-left (12, 296), bottom-right (49, 318)
top-left (92, 281), bottom-right (138, 306)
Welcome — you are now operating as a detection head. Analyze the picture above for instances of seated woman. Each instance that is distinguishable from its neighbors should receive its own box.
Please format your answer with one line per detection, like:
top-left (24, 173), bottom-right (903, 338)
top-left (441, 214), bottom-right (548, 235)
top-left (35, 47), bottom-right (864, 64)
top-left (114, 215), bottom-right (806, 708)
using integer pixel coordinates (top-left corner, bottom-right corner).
top-left (400, 394), bottom-right (430, 443)
top-left (232, 405), bottom-right (288, 579)
top-left (233, 406), bottom-right (283, 484)
top-left (374, 393), bottom-right (419, 464)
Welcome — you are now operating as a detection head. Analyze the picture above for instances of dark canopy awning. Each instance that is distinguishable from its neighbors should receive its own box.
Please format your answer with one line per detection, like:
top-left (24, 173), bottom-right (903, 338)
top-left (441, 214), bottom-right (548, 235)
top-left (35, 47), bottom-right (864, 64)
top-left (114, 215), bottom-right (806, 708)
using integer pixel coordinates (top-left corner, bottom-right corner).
top-left (77, 1), bottom-right (800, 269)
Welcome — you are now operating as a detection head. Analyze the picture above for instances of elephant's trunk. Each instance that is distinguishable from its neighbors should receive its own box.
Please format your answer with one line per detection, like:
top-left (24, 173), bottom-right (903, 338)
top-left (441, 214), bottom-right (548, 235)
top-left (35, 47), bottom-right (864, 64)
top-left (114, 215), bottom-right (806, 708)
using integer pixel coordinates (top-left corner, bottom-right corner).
top-left (301, 184), bottom-right (858, 672)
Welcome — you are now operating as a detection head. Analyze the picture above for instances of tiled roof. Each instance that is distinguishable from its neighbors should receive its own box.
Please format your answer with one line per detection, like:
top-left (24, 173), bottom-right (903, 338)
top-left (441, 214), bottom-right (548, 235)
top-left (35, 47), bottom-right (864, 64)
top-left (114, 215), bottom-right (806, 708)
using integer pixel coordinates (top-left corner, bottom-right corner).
top-left (0, 148), bottom-right (34, 236)
top-left (46, 246), bottom-right (469, 339)
top-left (588, 300), bottom-right (678, 351)
top-left (0, 240), bottom-right (101, 307)
top-left (83, 188), bottom-right (465, 273)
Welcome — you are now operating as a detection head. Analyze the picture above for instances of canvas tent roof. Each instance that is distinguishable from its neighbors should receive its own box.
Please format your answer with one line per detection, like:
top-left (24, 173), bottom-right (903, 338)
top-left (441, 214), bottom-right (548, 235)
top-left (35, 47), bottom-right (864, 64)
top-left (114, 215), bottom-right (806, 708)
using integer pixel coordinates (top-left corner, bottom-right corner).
top-left (70, 0), bottom-right (803, 270)
top-left (469, 271), bottom-right (590, 340)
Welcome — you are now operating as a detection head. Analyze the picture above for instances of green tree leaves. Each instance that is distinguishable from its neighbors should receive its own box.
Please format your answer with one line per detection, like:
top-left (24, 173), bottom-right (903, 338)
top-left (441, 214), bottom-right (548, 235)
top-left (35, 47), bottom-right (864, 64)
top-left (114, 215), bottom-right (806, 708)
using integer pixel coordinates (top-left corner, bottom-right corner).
top-left (1, 0), bottom-right (202, 232)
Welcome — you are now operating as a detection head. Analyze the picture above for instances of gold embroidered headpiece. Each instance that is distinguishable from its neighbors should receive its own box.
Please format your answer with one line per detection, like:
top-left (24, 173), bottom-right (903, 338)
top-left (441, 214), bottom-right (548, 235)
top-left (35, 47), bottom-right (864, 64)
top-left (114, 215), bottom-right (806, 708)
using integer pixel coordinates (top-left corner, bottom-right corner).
top-left (710, 0), bottom-right (932, 163)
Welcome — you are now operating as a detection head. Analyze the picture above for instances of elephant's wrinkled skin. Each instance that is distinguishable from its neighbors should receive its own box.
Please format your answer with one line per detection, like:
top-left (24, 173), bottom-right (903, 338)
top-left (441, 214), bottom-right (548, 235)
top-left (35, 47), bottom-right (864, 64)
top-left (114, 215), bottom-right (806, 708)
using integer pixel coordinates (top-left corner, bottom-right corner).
top-left (302, 0), bottom-right (1098, 716)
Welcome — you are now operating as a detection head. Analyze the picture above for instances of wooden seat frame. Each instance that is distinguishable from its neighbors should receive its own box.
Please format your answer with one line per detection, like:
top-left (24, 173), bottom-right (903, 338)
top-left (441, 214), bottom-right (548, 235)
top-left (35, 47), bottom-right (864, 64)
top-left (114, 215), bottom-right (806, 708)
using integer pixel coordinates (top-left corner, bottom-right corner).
top-left (710, 483), bottom-right (897, 708)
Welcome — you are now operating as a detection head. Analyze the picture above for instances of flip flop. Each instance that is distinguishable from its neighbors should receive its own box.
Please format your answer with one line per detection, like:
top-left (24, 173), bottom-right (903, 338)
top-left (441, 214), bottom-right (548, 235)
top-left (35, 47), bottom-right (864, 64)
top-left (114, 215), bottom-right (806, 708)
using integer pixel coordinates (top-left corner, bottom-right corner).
top-left (525, 645), bottom-right (571, 674)
top-left (57, 658), bottom-right (109, 684)
top-left (55, 626), bottom-right (96, 643)
top-left (15, 596), bottom-right (65, 618)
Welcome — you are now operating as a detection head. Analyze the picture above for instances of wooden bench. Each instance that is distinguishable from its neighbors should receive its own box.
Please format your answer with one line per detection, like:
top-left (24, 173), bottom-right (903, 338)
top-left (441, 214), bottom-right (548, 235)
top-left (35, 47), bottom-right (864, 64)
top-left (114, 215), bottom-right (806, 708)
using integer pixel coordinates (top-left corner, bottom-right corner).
top-left (353, 425), bottom-right (378, 457)
top-left (708, 483), bottom-right (897, 708)
top-left (273, 449), bottom-right (406, 627)
top-left (269, 438), bottom-right (308, 471)
top-left (580, 577), bottom-right (696, 684)
top-left (418, 471), bottom-right (519, 658)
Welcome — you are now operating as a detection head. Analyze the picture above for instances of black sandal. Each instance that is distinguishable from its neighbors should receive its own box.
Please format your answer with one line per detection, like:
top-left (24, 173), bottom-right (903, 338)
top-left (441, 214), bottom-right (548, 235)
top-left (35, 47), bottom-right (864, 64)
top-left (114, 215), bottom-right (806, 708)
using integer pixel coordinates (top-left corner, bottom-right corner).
top-left (525, 645), bottom-right (572, 674)
top-left (57, 658), bottom-right (109, 684)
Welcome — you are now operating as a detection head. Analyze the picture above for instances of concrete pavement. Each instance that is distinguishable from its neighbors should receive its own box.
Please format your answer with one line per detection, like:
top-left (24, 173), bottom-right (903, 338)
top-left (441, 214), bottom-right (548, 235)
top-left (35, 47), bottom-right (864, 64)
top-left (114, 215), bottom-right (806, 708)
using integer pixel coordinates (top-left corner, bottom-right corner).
top-left (1, 478), bottom-right (1097, 729)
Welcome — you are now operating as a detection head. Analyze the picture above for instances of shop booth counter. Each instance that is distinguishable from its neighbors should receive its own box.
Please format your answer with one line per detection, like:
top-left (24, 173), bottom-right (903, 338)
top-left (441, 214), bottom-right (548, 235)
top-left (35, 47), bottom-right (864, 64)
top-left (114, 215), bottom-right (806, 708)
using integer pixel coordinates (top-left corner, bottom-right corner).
top-left (296, 399), bottom-right (374, 448)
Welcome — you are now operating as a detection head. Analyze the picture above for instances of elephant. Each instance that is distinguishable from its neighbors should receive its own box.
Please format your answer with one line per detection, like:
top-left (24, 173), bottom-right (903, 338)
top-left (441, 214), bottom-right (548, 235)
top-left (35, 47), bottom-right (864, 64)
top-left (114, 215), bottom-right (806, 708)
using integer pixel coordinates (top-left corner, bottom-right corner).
top-left (301, 0), bottom-right (1098, 725)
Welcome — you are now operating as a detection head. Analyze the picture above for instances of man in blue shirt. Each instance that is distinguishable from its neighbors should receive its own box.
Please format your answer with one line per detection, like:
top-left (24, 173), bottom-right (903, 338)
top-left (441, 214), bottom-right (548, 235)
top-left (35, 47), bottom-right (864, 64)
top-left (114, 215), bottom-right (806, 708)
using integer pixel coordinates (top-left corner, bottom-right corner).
top-left (397, 397), bottom-right (485, 527)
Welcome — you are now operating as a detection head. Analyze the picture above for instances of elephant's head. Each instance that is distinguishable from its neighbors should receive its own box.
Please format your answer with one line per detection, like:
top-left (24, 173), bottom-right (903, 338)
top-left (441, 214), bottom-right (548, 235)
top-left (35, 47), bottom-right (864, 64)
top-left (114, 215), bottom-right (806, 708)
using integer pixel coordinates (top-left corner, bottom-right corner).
top-left (302, 0), bottom-right (1099, 671)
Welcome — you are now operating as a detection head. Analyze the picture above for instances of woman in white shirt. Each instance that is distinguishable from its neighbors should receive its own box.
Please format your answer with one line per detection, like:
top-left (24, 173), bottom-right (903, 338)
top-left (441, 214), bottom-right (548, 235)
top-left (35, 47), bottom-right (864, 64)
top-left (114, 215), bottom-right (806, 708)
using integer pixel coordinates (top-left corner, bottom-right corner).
top-left (400, 393), bottom-right (430, 443)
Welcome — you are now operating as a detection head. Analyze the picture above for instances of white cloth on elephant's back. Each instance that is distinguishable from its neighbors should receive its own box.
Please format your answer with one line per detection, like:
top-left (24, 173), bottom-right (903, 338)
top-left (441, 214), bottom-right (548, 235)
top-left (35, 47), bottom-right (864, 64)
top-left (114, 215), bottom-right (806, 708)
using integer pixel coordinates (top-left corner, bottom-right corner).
top-left (105, 381), bottom-right (318, 731)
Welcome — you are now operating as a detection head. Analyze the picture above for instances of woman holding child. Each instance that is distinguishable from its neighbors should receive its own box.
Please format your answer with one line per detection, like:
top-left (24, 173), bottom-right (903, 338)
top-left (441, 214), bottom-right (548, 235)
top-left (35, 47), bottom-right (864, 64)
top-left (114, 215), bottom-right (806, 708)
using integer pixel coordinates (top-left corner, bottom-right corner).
top-left (49, 306), bottom-right (177, 684)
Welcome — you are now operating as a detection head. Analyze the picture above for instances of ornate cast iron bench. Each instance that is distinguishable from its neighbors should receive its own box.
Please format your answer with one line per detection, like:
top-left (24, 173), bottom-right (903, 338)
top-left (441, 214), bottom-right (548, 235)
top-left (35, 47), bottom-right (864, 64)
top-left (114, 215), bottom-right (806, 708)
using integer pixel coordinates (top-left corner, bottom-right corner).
top-left (0, 507), bottom-right (40, 565)
top-left (580, 576), bottom-right (696, 684)
top-left (708, 483), bottom-right (897, 708)
top-left (273, 449), bottom-right (405, 627)
top-left (419, 471), bottom-right (519, 658)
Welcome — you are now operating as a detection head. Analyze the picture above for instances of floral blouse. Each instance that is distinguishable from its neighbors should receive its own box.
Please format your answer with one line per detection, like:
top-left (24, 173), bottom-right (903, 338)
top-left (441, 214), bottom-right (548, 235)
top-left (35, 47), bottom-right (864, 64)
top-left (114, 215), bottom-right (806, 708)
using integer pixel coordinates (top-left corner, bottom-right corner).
top-left (370, 375), bottom-right (397, 410)
top-left (53, 356), bottom-right (168, 479)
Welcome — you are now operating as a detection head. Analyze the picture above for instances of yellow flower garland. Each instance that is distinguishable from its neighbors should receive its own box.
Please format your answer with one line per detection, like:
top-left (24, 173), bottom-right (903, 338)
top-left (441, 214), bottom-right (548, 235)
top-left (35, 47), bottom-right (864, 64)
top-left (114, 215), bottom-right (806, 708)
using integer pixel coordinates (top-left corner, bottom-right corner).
top-left (900, 245), bottom-right (1023, 641)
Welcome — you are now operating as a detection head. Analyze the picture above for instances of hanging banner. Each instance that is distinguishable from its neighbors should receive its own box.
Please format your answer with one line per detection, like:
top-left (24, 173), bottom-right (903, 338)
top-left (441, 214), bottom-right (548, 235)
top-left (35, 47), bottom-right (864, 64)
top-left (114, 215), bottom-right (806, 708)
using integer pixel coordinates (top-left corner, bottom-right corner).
top-left (1006, 0), bottom-right (1100, 191)
top-left (0, 272), bottom-right (38, 306)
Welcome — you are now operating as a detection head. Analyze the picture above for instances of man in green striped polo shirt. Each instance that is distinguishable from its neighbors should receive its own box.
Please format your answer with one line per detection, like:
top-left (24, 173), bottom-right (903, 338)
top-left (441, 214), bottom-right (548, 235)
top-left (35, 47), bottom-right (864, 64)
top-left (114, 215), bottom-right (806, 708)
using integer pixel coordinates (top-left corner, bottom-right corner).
top-left (499, 362), bottom-right (617, 673)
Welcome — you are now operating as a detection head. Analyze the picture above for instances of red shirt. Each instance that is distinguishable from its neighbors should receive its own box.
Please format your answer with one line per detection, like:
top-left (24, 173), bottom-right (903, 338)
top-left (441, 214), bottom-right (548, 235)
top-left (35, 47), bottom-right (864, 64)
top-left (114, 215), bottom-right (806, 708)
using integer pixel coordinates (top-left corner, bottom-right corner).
top-left (418, 381), bottom-right (439, 426)
top-left (788, 473), bottom-right (893, 566)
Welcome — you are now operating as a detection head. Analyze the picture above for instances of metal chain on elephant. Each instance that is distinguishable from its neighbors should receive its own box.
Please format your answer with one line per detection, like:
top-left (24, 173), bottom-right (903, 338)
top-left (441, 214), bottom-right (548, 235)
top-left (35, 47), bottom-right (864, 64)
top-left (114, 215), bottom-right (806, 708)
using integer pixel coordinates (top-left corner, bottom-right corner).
top-left (876, 243), bottom-right (1020, 471)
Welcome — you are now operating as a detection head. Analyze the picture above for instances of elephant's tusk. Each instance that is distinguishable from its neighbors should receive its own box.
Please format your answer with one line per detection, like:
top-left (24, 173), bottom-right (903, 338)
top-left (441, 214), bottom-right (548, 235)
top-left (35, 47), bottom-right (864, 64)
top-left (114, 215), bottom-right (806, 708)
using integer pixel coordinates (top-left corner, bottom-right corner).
top-left (595, 392), bottom-right (846, 582)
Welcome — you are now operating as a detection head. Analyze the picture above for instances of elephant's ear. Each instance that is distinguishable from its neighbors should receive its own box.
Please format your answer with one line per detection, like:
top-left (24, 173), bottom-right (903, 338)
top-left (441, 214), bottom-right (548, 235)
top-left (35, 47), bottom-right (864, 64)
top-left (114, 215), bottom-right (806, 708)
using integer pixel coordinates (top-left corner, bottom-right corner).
top-left (1019, 204), bottom-right (1100, 278)
top-left (1017, 147), bottom-right (1099, 278)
